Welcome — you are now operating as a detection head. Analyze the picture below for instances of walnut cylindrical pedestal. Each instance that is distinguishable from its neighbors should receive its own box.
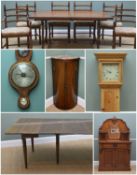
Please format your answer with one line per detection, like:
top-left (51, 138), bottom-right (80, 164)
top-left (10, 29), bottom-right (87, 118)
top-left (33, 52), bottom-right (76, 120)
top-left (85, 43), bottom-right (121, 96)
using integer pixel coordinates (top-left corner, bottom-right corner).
top-left (51, 56), bottom-right (79, 110)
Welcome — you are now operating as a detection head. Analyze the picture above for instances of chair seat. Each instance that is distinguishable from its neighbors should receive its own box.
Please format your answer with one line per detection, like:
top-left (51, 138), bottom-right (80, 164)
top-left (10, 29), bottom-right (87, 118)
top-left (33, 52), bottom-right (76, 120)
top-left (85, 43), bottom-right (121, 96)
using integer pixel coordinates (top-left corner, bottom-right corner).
top-left (100, 20), bottom-right (122, 27)
top-left (49, 21), bottom-right (70, 26)
top-left (2, 27), bottom-right (30, 37)
top-left (115, 27), bottom-right (136, 36)
top-left (74, 21), bottom-right (95, 26)
top-left (17, 20), bottom-right (41, 27)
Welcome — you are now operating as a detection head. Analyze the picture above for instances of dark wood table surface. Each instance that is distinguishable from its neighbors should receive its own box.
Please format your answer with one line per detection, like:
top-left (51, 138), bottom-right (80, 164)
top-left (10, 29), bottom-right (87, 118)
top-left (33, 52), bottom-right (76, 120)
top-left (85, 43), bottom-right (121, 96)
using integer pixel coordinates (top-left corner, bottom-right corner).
top-left (6, 118), bottom-right (92, 168)
top-left (30, 10), bottom-right (112, 48)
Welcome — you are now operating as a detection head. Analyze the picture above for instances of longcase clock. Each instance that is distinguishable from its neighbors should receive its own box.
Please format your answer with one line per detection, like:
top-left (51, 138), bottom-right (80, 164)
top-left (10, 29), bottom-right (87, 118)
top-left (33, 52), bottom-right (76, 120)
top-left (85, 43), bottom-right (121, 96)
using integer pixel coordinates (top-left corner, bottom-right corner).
top-left (95, 53), bottom-right (126, 112)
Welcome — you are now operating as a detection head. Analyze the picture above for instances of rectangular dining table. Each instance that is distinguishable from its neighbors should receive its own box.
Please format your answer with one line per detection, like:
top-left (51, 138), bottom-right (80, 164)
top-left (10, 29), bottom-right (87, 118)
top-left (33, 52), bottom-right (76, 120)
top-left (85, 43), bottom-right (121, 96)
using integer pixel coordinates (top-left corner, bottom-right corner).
top-left (6, 118), bottom-right (92, 168)
top-left (30, 10), bottom-right (112, 48)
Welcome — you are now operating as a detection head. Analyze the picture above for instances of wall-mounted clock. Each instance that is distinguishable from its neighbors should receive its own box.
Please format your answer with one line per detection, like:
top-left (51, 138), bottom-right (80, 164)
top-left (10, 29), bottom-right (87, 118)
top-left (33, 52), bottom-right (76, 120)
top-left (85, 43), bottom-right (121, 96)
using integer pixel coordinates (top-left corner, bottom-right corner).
top-left (95, 53), bottom-right (126, 112)
top-left (9, 50), bottom-right (39, 109)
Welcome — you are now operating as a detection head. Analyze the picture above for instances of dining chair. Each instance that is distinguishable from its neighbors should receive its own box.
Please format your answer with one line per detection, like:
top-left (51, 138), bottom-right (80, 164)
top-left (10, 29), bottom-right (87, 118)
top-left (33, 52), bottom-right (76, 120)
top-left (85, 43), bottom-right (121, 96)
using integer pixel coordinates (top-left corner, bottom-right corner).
top-left (73, 1), bottom-right (96, 43)
top-left (1, 5), bottom-right (32, 48)
top-left (16, 2), bottom-right (41, 44)
top-left (113, 6), bottom-right (136, 48)
top-left (48, 1), bottom-right (71, 43)
top-left (100, 2), bottom-right (123, 40)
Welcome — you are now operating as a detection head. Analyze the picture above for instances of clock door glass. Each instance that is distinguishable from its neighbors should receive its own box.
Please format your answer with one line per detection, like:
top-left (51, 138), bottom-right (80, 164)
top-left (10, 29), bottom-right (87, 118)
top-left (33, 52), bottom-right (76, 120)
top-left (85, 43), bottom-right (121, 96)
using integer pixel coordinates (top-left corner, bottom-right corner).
top-left (12, 62), bottom-right (36, 87)
top-left (102, 63), bottom-right (119, 81)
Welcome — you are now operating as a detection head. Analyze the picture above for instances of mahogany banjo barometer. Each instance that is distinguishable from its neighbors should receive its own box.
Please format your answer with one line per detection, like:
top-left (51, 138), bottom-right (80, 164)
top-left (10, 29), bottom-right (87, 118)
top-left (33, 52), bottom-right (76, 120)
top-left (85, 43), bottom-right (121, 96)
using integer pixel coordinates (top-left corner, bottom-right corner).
top-left (95, 53), bottom-right (126, 112)
top-left (9, 50), bottom-right (39, 109)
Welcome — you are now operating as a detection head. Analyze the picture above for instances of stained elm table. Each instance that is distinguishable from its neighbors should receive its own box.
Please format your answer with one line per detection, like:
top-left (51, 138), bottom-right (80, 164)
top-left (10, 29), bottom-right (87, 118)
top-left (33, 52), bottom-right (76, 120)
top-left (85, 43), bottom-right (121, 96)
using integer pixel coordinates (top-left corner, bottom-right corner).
top-left (30, 10), bottom-right (112, 48)
top-left (6, 118), bottom-right (92, 168)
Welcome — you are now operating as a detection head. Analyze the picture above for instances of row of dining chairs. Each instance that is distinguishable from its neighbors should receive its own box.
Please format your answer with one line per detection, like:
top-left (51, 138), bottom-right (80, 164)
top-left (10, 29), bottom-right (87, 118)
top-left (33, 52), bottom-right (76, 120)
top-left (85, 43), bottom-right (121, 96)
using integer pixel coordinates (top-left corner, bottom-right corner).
top-left (1, 1), bottom-right (136, 48)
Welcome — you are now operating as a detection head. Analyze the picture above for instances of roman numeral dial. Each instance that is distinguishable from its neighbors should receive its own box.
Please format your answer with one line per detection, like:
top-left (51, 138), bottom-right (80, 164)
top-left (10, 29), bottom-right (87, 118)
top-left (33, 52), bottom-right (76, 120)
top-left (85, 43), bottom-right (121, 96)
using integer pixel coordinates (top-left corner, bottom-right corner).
top-left (102, 64), bottom-right (119, 81)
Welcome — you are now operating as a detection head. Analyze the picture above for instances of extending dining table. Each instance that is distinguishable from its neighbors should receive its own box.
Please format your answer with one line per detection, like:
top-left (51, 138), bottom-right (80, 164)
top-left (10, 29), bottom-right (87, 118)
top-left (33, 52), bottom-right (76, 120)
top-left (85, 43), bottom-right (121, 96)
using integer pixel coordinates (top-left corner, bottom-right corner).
top-left (6, 118), bottom-right (92, 168)
top-left (30, 10), bottom-right (112, 48)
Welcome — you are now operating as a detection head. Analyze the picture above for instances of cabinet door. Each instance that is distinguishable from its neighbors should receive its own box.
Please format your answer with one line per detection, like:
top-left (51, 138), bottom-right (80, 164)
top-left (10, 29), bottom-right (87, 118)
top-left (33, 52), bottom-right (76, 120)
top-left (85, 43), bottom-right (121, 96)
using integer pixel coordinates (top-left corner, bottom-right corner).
top-left (52, 60), bottom-right (65, 109)
top-left (99, 148), bottom-right (114, 170)
top-left (101, 88), bottom-right (120, 112)
top-left (64, 60), bottom-right (79, 109)
top-left (115, 148), bottom-right (130, 170)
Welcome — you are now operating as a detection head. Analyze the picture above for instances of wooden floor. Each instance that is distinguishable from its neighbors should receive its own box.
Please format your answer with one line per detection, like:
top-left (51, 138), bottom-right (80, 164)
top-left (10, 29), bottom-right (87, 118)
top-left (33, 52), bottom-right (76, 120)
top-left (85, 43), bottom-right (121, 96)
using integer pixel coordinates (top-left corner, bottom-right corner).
top-left (1, 138), bottom-right (92, 174)
top-left (2, 35), bottom-right (134, 49)
top-left (46, 104), bottom-right (85, 112)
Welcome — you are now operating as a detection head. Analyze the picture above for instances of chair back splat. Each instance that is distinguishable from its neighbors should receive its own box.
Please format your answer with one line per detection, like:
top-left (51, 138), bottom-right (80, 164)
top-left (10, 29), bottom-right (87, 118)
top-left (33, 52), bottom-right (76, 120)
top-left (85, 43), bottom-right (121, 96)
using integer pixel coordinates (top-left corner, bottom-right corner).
top-left (115, 6), bottom-right (136, 27)
top-left (3, 4), bottom-right (29, 28)
top-left (51, 1), bottom-right (70, 11)
top-left (74, 1), bottom-right (92, 11)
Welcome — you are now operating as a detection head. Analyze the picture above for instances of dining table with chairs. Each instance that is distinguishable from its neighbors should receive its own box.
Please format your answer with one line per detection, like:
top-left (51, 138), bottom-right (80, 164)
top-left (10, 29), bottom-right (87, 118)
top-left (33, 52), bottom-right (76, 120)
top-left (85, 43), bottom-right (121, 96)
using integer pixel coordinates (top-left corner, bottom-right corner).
top-left (1, 1), bottom-right (136, 49)
top-left (30, 10), bottom-right (113, 48)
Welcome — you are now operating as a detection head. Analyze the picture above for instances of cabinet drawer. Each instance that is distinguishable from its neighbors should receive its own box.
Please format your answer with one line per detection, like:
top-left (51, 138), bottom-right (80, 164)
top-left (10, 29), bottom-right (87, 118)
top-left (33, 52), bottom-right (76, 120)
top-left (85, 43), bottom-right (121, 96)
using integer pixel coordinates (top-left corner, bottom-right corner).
top-left (100, 143), bottom-right (114, 148)
top-left (100, 143), bottom-right (130, 149)
top-left (116, 143), bottom-right (130, 149)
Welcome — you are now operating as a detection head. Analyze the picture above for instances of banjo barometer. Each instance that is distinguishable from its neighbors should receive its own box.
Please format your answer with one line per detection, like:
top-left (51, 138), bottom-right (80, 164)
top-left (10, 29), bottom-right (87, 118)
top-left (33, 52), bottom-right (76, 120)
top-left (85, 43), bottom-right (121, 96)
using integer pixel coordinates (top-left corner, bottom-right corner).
top-left (9, 50), bottom-right (39, 109)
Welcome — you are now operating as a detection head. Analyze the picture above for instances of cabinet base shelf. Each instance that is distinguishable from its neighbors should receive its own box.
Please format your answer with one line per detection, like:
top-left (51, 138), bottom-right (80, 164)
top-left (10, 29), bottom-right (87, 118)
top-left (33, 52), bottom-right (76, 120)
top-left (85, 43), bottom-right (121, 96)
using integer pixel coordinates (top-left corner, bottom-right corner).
top-left (99, 167), bottom-right (131, 171)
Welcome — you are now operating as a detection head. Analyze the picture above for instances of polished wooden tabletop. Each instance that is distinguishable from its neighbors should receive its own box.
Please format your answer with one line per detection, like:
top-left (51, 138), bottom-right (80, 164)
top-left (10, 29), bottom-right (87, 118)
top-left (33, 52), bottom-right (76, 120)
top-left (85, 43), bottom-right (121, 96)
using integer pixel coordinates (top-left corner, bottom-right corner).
top-left (30, 10), bottom-right (112, 20)
top-left (6, 118), bottom-right (92, 135)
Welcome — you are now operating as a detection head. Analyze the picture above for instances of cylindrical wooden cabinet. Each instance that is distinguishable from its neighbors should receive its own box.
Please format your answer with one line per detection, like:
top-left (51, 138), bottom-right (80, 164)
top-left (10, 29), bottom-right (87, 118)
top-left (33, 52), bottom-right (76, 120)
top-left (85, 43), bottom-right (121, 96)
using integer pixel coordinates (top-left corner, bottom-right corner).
top-left (51, 56), bottom-right (80, 109)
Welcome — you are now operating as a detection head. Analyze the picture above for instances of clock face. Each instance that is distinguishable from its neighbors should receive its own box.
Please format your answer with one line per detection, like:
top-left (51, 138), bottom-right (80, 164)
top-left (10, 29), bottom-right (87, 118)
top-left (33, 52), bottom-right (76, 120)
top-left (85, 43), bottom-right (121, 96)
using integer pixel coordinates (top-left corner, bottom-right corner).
top-left (102, 63), bottom-right (119, 81)
top-left (11, 62), bottom-right (36, 88)
top-left (108, 125), bottom-right (120, 140)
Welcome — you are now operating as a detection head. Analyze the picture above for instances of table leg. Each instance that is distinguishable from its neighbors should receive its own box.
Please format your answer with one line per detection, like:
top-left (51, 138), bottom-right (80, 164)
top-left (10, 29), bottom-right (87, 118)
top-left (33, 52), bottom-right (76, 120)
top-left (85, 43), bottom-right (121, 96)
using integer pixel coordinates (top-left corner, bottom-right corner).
top-left (41, 20), bottom-right (45, 48)
top-left (21, 135), bottom-right (28, 168)
top-left (97, 20), bottom-right (101, 48)
top-left (56, 134), bottom-right (60, 164)
top-left (45, 20), bottom-right (48, 43)
top-left (31, 137), bottom-right (34, 152)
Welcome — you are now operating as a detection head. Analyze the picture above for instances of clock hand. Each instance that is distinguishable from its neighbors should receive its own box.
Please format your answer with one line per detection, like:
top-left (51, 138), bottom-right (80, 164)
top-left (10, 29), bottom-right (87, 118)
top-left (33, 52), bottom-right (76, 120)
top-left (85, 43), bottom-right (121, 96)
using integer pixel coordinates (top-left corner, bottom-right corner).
top-left (16, 72), bottom-right (27, 78)
top-left (107, 70), bottom-right (112, 73)
top-left (16, 72), bottom-right (33, 78)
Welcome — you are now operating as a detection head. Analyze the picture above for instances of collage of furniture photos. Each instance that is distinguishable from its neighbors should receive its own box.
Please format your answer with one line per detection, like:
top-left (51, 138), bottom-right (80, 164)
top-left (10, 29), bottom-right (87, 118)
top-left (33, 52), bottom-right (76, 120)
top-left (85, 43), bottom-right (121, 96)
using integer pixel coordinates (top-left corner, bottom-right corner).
top-left (1, 0), bottom-right (136, 174)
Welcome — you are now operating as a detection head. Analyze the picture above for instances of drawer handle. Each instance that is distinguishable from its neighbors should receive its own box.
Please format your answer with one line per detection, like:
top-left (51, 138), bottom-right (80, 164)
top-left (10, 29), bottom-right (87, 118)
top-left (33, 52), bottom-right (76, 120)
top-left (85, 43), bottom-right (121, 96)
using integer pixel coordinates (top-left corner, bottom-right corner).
top-left (113, 143), bottom-right (117, 147)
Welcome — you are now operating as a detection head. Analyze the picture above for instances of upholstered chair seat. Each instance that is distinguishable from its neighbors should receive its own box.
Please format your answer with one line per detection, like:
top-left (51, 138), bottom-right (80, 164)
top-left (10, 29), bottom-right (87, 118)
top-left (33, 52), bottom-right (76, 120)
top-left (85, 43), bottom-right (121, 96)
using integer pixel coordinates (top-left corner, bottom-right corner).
top-left (16, 20), bottom-right (41, 27)
top-left (2, 27), bottom-right (30, 37)
top-left (115, 27), bottom-right (136, 36)
top-left (100, 20), bottom-right (123, 27)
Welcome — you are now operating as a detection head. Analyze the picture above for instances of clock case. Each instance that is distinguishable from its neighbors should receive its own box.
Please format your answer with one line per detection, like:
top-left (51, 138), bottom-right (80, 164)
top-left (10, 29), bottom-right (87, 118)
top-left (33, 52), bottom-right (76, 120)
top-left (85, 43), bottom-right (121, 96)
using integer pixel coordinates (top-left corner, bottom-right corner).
top-left (95, 53), bottom-right (126, 112)
top-left (99, 117), bottom-right (131, 171)
top-left (8, 50), bottom-right (39, 109)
